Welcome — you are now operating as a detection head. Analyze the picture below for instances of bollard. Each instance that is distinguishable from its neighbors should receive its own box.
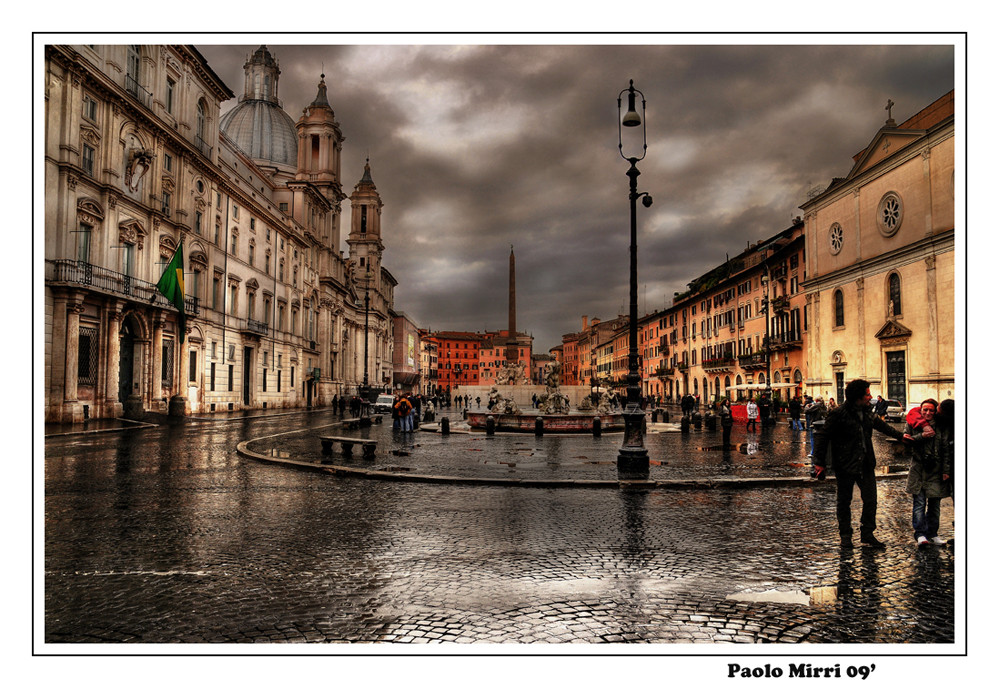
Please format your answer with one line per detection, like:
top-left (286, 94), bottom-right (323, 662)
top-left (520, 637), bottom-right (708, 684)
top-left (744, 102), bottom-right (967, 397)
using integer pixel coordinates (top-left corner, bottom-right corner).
top-left (463, 408), bottom-right (468, 420)
top-left (486, 415), bottom-right (496, 436)
top-left (693, 412), bottom-right (702, 430)
top-left (592, 416), bottom-right (602, 437)
top-left (441, 416), bottom-right (450, 435)
top-left (662, 409), bottom-right (669, 423)
top-left (424, 409), bottom-right (435, 423)
top-left (681, 416), bottom-right (690, 433)
top-left (535, 416), bottom-right (544, 436)
top-left (706, 414), bottom-right (717, 431)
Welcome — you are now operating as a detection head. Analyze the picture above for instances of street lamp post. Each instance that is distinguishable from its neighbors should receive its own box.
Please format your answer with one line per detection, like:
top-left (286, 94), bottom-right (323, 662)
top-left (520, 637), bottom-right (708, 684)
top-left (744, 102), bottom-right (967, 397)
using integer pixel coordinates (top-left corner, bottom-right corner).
top-left (358, 269), bottom-right (373, 425)
top-left (617, 80), bottom-right (652, 478)
top-left (761, 270), bottom-right (772, 423)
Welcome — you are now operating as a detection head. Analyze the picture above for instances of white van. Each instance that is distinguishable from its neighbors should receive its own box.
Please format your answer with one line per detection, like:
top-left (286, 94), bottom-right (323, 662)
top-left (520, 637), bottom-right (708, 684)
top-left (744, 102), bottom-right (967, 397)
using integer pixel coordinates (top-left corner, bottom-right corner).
top-left (373, 394), bottom-right (395, 414)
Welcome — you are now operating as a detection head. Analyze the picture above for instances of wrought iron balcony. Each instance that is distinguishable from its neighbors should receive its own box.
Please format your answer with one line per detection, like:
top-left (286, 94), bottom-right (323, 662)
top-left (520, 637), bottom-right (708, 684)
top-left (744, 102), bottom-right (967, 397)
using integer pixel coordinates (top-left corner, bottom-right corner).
top-left (124, 74), bottom-right (153, 109)
top-left (195, 134), bottom-right (213, 159)
top-left (654, 366), bottom-right (675, 378)
top-left (242, 318), bottom-right (269, 336)
top-left (47, 259), bottom-right (199, 316)
top-left (768, 331), bottom-right (803, 350)
top-left (702, 356), bottom-right (736, 372)
top-left (738, 352), bottom-right (768, 369)
top-left (770, 295), bottom-right (790, 311)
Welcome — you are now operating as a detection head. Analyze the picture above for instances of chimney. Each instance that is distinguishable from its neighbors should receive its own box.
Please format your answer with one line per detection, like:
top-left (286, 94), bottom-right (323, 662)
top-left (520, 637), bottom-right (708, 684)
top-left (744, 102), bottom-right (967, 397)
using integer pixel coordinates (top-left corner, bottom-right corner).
top-left (582, 315), bottom-right (588, 331)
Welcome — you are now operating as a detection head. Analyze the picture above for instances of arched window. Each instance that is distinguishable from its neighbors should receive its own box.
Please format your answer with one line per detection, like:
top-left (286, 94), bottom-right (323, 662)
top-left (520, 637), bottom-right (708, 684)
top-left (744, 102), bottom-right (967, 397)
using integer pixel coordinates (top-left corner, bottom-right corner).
top-left (888, 273), bottom-right (902, 317)
top-left (834, 289), bottom-right (845, 327)
top-left (196, 100), bottom-right (207, 142)
top-left (126, 45), bottom-right (141, 94)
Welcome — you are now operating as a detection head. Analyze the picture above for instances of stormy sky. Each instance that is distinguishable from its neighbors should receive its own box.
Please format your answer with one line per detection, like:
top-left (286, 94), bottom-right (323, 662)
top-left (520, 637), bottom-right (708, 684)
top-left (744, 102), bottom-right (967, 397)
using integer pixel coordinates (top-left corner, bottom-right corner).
top-left (196, 40), bottom-right (955, 352)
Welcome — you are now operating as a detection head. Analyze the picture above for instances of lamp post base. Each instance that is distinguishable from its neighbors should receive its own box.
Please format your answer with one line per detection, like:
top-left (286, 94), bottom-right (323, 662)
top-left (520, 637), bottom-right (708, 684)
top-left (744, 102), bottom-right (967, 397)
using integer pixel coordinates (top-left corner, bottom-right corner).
top-left (617, 407), bottom-right (649, 479)
top-left (617, 446), bottom-right (650, 480)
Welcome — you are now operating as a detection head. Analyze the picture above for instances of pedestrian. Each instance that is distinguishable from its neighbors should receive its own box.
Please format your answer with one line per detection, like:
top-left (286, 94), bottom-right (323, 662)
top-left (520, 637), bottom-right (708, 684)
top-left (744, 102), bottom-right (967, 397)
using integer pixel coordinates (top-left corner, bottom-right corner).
top-left (812, 379), bottom-right (907, 549)
top-left (828, 397), bottom-right (838, 410)
top-left (746, 399), bottom-right (759, 432)
top-left (681, 393), bottom-right (694, 418)
top-left (394, 395), bottom-right (413, 431)
top-left (720, 399), bottom-right (734, 448)
top-left (476, 396), bottom-right (481, 408)
top-left (937, 399), bottom-right (956, 546)
top-left (905, 399), bottom-right (953, 548)
top-left (338, 396), bottom-right (346, 416)
top-left (788, 395), bottom-right (803, 431)
top-left (407, 394), bottom-right (417, 431)
top-left (804, 395), bottom-right (827, 458)
top-left (758, 393), bottom-right (772, 427)
top-left (873, 395), bottom-right (889, 419)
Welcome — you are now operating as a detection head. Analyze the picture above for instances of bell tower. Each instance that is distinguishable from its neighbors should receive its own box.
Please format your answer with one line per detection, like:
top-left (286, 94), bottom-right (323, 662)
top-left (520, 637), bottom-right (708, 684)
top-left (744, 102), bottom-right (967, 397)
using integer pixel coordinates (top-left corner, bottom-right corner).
top-left (347, 159), bottom-right (384, 279)
top-left (295, 73), bottom-right (346, 250)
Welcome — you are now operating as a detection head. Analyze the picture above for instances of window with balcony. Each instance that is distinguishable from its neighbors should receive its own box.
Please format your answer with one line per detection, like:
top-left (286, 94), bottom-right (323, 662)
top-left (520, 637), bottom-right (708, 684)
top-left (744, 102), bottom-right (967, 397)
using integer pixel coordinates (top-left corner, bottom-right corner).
top-left (76, 223), bottom-right (92, 263)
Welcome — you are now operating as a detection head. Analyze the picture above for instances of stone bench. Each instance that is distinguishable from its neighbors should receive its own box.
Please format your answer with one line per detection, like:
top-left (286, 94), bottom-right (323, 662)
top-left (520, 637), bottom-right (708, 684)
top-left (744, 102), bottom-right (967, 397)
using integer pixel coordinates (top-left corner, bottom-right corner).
top-left (320, 436), bottom-right (377, 460)
top-left (342, 416), bottom-right (382, 430)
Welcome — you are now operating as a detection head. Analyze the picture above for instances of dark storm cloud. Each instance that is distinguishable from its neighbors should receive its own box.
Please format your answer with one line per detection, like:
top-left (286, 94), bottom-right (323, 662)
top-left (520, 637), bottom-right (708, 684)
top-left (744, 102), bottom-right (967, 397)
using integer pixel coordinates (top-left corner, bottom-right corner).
top-left (196, 40), bottom-right (955, 350)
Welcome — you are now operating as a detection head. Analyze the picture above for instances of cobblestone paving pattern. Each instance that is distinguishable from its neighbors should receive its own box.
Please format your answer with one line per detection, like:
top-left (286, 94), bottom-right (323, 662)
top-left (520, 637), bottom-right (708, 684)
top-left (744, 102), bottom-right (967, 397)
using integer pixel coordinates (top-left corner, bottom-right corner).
top-left (45, 411), bottom-right (954, 644)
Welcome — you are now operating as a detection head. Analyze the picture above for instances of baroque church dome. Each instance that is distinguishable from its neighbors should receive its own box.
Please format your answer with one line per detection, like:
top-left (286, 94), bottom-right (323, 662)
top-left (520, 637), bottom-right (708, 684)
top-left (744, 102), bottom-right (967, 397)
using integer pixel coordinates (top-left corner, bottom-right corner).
top-left (219, 46), bottom-right (298, 169)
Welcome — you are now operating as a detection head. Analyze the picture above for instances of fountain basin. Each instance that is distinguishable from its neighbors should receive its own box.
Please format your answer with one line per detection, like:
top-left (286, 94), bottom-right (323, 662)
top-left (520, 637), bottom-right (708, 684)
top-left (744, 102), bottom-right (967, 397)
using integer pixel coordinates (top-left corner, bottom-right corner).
top-left (466, 411), bottom-right (625, 433)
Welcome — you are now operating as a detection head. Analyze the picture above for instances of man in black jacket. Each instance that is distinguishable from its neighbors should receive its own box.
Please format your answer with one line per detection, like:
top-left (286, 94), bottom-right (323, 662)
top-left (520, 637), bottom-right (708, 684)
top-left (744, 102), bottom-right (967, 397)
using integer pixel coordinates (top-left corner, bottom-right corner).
top-left (812, 379), bottom-right (907, 549)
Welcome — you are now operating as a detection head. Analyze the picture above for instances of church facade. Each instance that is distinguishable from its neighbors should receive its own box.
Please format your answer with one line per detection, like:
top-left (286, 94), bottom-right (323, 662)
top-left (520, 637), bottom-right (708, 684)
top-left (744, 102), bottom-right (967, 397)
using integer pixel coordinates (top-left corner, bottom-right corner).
top-left (44, 44), bottom-right (395, 422)
top-left (800, 92), bottom-right (955, 405)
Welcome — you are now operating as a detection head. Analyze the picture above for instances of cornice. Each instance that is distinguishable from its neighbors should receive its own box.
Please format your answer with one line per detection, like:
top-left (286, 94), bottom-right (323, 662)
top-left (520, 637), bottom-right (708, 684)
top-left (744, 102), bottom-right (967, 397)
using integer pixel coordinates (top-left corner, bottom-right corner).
top-left (801, 229), bottom-right (954, 293)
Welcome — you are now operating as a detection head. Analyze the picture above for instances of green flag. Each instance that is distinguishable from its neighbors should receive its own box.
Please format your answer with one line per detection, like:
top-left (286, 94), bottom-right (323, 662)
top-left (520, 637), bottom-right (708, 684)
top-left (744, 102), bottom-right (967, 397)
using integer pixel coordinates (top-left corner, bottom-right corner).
top-left (156, 241), bottom-right (186, 342)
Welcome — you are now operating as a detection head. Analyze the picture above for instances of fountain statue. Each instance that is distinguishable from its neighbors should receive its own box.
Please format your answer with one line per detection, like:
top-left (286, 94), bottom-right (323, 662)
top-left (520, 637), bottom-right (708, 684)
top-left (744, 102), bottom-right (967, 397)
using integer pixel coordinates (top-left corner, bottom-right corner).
top-left (495, 360), bottom-right (529, 386)
top-left (487, 386), bottom-right (521, 415)
top-left (577, 388), bottom-right (615, 415)
top-left (536, 362), bottom-right (571, 414)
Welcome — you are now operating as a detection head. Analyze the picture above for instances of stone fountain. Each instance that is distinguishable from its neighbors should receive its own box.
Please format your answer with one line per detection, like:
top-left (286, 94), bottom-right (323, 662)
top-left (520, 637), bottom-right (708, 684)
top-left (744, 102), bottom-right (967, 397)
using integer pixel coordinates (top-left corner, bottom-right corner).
top-left (466, 362), bottom-right (624, 433)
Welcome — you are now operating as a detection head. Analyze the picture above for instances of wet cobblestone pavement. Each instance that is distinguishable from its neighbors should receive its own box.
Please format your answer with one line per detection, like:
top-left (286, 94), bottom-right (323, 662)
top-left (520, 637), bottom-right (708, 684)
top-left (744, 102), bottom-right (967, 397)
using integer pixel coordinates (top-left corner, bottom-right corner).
top-left (44, 408), bottom-right (956, 647)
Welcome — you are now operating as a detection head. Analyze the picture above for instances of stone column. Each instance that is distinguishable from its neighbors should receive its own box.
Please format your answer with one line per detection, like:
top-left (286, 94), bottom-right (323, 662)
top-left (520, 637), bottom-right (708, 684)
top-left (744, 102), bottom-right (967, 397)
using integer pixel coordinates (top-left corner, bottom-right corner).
top-left (48, 291), bottom-right (69, 421)
top-left (103, 301), bottom-right (124, 419)
top-left (151, 312), bottom-right (164, 409)
top-left (925, 254), bottom-right (940, 374)
top-left (61, 293), bottom-right (86, 422)
top-left (855, 277), bottom-right (867, 378)
top-left (170, 326), bottom-right (189, 416)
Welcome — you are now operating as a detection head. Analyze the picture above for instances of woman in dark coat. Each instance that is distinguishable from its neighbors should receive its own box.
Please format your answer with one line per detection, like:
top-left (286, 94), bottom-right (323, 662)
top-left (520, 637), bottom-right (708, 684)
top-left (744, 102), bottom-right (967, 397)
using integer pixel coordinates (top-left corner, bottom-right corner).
top-left (905, 399), bottom-right (953, 547)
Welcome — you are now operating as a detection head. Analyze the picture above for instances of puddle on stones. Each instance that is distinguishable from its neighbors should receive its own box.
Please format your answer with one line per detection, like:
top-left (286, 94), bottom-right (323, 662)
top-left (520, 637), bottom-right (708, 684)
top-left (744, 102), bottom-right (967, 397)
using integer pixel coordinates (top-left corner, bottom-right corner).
top-left (726, 585), bottom-right (838, 606)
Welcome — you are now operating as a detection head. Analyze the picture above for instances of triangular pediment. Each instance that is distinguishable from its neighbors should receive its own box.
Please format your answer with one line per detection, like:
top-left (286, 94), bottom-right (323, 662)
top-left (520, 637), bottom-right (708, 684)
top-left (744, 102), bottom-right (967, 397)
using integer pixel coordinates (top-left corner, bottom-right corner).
top-left (875, 318), bottom-right (912, 340)
top-left (848, 128), bottom-right (925, 179)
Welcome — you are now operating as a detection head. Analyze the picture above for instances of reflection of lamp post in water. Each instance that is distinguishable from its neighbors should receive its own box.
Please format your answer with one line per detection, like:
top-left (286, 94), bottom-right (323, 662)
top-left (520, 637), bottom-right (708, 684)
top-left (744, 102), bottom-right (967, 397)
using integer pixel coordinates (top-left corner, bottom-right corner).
top-left (616, 80), bottom-right (653, 478)
top-left (761, 269), bottom-right (772, 397)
